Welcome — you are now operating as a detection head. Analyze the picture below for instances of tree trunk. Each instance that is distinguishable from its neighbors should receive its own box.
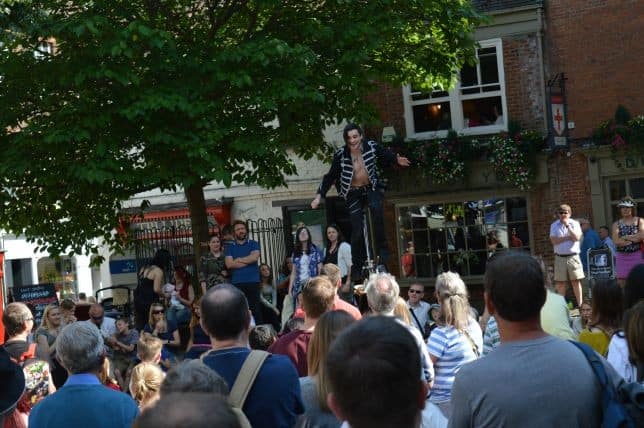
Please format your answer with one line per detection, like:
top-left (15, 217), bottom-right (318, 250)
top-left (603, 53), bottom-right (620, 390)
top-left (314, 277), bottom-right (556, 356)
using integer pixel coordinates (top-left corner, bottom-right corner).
top-left (185, 180), bottom-right (209, 292)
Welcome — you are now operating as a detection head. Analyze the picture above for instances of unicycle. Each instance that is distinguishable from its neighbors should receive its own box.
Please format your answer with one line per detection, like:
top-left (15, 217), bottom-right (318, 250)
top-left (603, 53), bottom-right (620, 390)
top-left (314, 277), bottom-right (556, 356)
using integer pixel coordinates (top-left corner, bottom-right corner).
top-left (360, 203), bottom-right (387, 283)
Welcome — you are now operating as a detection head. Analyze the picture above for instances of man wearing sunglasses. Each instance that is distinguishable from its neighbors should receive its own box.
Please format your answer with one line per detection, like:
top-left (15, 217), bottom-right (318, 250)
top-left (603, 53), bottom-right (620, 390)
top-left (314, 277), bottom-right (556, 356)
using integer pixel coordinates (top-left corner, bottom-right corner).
top-left (84, 304), bottom-right (117, 340)
top-left (407, 283), bottom-right (431, 338)
top-left (549, 204), bottom-right (584, 307)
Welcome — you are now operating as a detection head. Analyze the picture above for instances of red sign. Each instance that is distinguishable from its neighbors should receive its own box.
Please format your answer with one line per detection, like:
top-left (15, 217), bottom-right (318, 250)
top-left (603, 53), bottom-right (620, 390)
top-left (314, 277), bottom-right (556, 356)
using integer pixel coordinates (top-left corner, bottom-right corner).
top-left (551, 94), bottom-right (566, 137)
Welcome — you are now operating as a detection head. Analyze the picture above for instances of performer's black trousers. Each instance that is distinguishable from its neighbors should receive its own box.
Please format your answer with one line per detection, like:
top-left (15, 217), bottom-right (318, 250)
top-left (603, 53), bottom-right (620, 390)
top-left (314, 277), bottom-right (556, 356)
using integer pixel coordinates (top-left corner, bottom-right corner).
top-left (346, 186), bottom-right (388, 280)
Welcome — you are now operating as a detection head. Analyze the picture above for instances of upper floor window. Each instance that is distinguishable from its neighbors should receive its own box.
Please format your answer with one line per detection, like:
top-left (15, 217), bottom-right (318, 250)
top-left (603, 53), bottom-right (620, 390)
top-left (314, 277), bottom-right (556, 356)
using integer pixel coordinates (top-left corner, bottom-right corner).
top-left (33, 41), bottom-right (53, 60)
top-left (403, 39), bottom-right (507, 139)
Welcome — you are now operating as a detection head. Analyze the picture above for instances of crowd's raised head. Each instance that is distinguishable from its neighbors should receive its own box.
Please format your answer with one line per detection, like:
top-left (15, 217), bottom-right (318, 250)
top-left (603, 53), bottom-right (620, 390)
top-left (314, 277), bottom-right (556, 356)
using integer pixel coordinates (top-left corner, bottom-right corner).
top-left (301, 276), bottom-right (336, 318)
top-left (589, 279), bottom-right (623, 333)
top-left (201, 283), bottom-right (250, 341)
top-left (434, 271), bottom-right (471, 330)
top-left (56, 321), bottom-right (105, 374)
top-left (134, 393), bottom-right (241, 428)
top-left (130, 362), bottom-right (164, 410)
top-left (326, 316), bottom-right (425, 428)
top-left (365, 273), bottom-right (399, 314)
top-left (320, 264), bottom-right (341, 288)
top-left (484, 251), bottom-right (546, 321)
top-left (3, 302), bottom-right (33, 337)
top-left (138, 333), bottom-right (163, 364)
top-left (161, 360), bottom-right (229, 396)
top-left (249, 324), bottom-right (277, 351)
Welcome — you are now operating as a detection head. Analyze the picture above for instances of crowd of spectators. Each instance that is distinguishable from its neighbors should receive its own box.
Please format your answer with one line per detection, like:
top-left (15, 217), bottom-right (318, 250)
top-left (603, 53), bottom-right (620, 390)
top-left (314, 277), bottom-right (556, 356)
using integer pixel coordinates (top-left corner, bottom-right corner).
top-left (2, 252), bottom-right (643, 427)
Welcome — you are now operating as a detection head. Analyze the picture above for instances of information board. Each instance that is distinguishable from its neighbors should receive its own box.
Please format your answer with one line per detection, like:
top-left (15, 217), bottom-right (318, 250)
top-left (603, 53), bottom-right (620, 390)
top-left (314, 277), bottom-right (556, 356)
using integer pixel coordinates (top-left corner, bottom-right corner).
top-left (13, 283), bottom-right (58, 326)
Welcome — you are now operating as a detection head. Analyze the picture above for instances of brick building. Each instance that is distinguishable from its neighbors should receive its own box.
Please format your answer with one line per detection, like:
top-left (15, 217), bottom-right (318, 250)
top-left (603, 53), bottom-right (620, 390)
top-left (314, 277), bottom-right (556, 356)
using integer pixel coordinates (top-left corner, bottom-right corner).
top-left (352, 0), bottom-right (644, 306)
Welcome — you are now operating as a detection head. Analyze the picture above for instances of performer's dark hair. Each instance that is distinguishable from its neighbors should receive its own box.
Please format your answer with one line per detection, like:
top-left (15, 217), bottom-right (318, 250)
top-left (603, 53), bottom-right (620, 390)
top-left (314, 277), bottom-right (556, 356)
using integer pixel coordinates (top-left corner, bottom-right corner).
top-left (343, 123), bottom-right (363, 142)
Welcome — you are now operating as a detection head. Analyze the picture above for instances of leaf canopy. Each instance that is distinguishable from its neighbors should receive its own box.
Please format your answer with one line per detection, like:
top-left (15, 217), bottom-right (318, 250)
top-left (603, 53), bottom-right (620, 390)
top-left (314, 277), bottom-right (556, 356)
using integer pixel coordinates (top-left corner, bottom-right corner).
top-left (0, 0), bottom-right (482, 256)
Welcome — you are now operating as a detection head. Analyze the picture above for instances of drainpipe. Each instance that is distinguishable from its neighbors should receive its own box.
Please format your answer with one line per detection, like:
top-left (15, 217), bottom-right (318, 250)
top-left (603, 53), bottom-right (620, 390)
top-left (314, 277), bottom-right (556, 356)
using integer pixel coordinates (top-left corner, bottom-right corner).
top-left (536, 7), bottom-right (548, 134)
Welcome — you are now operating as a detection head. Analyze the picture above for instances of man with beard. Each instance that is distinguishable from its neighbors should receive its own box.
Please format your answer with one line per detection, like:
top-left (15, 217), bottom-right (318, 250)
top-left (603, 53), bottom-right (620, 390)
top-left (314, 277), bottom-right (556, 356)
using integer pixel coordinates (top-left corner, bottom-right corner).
top-left (225, 220), bottom-right (263, 324)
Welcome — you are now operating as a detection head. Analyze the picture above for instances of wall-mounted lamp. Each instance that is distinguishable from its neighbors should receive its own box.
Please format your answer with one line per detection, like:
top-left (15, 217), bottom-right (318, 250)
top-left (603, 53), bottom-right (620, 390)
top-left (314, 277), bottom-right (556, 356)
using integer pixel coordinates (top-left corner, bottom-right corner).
top-left (382, 126), bottom-right (396, 143)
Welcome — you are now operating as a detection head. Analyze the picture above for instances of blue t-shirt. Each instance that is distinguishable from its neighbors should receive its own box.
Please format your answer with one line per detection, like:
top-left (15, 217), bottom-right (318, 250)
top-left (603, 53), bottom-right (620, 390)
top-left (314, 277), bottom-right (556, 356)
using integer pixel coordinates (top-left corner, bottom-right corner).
top-left (225, 239), bottom-right (261, 284)
top-left (580, 228), bottom-right (603, 272)
top-left (29, 374), bottom-right (138, 428)
top-left (202, 347), bottom-right (304, 428)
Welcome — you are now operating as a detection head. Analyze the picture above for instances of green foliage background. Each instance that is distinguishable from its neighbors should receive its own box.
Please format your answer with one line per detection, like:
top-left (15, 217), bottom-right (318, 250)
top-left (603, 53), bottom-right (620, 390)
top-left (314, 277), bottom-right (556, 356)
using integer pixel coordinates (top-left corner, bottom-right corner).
top-left (0, 0), bottom-right (482, 257)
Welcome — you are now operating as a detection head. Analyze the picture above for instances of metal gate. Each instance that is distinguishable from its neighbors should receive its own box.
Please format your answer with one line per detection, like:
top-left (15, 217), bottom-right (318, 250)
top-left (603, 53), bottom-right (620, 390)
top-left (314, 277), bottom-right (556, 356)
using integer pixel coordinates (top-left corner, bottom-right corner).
top-left (132, 217), bottom-right (287, 289)
top-left (132, 224), bottom-right (197, 285)
top-left (247, 218), bottom-right (286, 281)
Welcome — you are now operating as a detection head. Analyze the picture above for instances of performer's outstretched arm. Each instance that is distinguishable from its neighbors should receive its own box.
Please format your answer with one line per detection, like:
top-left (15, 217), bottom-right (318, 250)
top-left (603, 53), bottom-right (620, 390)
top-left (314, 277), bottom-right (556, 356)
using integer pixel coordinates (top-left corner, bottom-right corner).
top-left (311, 151), bottom-right (342, 208)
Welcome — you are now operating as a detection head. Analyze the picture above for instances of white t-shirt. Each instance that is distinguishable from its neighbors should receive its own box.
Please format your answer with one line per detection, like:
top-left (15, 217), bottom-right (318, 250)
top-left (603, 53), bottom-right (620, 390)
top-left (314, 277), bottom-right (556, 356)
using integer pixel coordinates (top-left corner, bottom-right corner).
top-left (407, 300), bottom-right (430, 333)
top-left (550, 219), bottom-right (581, 255)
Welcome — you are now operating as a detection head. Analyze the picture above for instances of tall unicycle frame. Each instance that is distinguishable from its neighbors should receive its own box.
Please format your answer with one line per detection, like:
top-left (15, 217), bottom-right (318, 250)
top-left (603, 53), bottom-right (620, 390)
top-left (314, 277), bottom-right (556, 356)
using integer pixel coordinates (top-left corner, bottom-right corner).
top-left (360, 203), bottom-right (387, 282)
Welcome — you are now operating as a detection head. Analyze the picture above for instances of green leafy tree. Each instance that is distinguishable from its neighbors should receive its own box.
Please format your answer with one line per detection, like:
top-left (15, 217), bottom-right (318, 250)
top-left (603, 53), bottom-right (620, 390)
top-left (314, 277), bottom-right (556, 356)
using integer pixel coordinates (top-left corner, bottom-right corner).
top-left (0, 0), bottom-right (482, 261)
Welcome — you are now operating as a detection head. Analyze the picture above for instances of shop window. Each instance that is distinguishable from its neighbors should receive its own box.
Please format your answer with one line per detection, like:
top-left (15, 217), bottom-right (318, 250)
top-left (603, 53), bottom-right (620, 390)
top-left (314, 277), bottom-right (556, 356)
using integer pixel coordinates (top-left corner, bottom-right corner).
top-left (398, 196), bottom-right (530, 278)
top-left (403, 39), bottom-right (507, 139)
top-left (37, 257), bottom-right (77, 298)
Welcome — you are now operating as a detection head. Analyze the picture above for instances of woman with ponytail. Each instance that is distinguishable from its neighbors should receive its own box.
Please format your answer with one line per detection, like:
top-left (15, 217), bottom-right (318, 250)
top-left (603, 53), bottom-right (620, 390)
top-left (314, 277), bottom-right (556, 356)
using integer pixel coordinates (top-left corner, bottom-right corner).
top-left (427, 271), bottom-right (482, 418)
top-left (129, 362), bottom-right (164, 412)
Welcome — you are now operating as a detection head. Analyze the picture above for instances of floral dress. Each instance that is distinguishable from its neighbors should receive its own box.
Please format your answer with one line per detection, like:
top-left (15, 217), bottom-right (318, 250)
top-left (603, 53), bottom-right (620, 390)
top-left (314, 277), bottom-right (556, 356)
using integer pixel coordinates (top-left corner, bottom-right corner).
top-left (199, 252), bottom-right (227, 290)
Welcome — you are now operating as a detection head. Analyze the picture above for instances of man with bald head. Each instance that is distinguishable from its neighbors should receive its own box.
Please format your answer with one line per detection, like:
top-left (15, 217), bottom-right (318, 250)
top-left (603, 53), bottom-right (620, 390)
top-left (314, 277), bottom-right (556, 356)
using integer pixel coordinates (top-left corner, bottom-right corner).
top-left (200, 284), bottom-right (303, 428)
top-left (83, 304), bottom-right (116, 339)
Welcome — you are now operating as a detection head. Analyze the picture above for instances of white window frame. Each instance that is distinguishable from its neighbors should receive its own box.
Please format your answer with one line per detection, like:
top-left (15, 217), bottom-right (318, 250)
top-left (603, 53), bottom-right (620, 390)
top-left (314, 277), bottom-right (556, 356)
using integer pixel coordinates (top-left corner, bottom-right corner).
top-left (402, 38), bottom-right (507, 140)
top-left (33, 41), bottom-right (53, 60)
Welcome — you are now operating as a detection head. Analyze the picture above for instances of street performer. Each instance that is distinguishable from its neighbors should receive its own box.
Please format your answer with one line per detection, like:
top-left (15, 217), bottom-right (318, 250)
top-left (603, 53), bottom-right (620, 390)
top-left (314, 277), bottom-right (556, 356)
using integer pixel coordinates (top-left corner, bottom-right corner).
top-left (311, 123), bottom-right (410, 281)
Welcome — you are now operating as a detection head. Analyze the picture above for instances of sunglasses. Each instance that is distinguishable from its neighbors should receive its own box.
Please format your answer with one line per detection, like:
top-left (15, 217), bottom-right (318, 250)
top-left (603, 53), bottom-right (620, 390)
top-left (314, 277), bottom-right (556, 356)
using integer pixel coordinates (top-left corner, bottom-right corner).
top-left (90, 315), bottom-right (104, 321)
top-left (152, 309), bottom-right (164, 315)
top-left (409, 289), bottom-right (423, 294)
top-left (558, 211), bottom-right (569, 214)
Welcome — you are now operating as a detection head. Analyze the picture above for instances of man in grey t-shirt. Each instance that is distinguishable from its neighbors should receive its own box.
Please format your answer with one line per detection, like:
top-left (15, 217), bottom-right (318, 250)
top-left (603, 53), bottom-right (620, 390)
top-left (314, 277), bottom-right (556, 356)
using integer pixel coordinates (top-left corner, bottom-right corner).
top-left (449, 252), bottom-right (617, 428)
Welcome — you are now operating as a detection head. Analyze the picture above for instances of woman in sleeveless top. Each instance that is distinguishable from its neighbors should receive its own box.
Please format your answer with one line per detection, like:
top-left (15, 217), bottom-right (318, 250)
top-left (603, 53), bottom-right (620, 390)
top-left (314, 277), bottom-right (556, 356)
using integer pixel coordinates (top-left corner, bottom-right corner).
top-left (135, 249), bottom-right (171, 331)
top-left (35, 304), bottom-right (67, 388)
top-left (185, 297), bottom-right (211, 359)
top-left (198, 234), bottom-right (228, 295)
top-left (612, 196), bottom-right (644, 286)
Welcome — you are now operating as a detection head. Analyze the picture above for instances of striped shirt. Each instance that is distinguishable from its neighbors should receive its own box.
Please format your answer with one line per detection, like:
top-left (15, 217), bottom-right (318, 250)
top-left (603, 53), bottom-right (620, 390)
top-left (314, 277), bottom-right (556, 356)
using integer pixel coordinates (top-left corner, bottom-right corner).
top-left (483, 316), bottom-right (501, 356)
top-left (427, 319), bottom-right (482, 403)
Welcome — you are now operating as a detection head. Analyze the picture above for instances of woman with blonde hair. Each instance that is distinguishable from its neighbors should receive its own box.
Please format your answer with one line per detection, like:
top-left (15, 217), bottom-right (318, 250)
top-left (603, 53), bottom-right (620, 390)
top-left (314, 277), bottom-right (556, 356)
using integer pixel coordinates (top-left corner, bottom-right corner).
top-left (35, 304), bottom-right (67, 388)
top-left (299, 310), bottom-right (355, 427)
top-left (394, 296), bottom-right (413, 326)
top-left (129, 362), bottom-right (164, 411)
top-left (427, 271), bottom-right (482, 418)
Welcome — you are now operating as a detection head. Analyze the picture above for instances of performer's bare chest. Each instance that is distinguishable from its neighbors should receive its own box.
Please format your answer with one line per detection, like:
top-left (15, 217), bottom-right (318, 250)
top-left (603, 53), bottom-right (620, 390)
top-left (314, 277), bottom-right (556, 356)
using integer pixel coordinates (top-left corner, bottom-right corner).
top-left (351, 154), bottom-right (370, 186)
